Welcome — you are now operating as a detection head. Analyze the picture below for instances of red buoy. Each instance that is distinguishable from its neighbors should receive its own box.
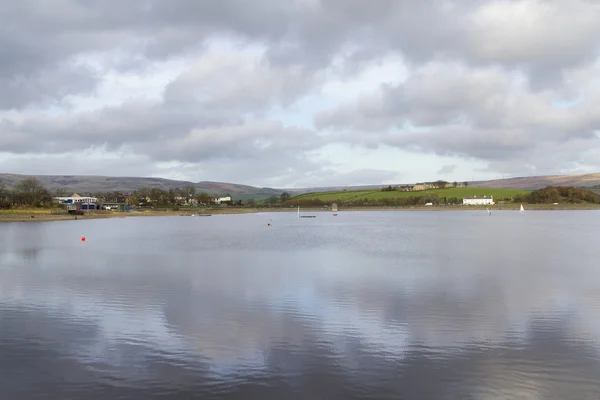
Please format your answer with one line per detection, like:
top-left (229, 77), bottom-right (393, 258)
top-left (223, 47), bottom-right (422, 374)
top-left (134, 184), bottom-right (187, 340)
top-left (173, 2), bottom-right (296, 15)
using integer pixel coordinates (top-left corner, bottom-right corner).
top-left (81, 235), bottom-right (86, 242)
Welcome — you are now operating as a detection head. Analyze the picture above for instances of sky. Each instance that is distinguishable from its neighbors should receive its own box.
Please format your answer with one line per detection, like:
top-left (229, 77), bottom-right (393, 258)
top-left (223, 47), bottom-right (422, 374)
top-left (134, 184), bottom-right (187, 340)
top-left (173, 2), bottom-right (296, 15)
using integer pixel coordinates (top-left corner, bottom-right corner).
top-left (1, 0), bottom-right (600, 188)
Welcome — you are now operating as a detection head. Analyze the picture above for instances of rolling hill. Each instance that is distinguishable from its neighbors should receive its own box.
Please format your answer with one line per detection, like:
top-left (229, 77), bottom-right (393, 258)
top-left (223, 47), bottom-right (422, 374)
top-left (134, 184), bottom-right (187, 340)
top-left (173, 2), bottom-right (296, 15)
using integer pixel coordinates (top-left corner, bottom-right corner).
top-left (472, 173), bottom-right (600, 190)
top-left (2, 171), bottom-right (599, 202)
top-left (0, 174), bottom-right (282, 201)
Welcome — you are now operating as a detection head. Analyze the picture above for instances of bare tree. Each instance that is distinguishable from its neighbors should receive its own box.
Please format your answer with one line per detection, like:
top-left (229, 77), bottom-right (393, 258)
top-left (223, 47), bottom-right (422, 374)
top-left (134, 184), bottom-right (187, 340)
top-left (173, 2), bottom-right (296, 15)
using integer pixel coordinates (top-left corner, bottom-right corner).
top-left (0, 179), bottom-right (9, 208)
top-left (182, 185), bottom-right (196, 200)
top-left (53, 187), bottom-right (68, 197)
top-left (14, 178), bottom-right (51, 206)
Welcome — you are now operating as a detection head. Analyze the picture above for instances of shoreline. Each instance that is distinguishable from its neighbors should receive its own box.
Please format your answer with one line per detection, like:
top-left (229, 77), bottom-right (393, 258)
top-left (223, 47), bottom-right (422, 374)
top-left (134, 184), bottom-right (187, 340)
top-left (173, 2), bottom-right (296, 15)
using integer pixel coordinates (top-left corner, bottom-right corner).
top-left (1, 203), bottom-right (600, 223)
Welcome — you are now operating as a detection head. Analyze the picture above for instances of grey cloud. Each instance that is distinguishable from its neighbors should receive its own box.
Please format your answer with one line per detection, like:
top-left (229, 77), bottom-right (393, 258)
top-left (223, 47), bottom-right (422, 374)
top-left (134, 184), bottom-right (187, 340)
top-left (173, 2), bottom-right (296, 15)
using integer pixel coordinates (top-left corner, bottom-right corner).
top-left (437, 165), bottom-right (457, 175)
top-left (0, 0), bottom-right (292, 108)
top-left (386, 126), bottom-right (535, 161)
top-left (316, 63), bottom-right (514, 131)
top-left (2, 101), bottom-right (225, 154)
top-left (163, 54), bottom-right (320, 112)
top-left (0, 36), bottom-right (332, 164)
top-left (286, 168), bottom-right (401, 188)
top-left (0, 151), bottom-right (156, 179)
top-left (4, 0), bottom-right (600, 108)
top-left (142, 120), bottom-right (323, 163)
top-left (316, 59), bottom-right (600, 172)
top-left (0, 52), bottom-right (332, 185)
top-left (0, 62), bottom-right (98, 109)
top-left (483, 138), bottom-right (600, 176)
top-left (1, 104), bottom-right (323, 164)
top-left (3, 0), bottom-right (600, 183)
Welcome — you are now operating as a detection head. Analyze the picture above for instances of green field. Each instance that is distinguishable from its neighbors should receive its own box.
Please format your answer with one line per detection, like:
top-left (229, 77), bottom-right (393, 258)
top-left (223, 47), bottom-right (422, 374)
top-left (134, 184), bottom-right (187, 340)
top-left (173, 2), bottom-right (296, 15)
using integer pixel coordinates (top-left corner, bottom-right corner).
top-left (291, 187), bottom-right (530, 202)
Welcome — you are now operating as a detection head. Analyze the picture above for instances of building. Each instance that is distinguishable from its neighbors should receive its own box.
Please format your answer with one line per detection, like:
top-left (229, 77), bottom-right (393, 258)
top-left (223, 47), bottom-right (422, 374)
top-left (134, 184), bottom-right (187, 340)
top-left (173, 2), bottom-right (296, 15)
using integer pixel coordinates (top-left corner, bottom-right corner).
top-left (463, 196), bottom-right (494, 206)
top-left (414, 181), bottom-right (452, 191)
top-left (212, 196), bottom-right (232, 204)
top-left (175, 196), bottom-right (198, 206)
top-left (54, 193), bottom-right (98, 211)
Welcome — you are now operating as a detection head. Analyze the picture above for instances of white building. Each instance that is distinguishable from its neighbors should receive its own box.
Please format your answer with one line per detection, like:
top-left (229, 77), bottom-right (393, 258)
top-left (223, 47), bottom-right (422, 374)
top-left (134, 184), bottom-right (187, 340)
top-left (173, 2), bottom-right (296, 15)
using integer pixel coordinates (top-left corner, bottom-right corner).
top-left (463, 196), bottom-right (494, 206)
top-left (54, 193), bottom-right (97, 204)
top-left (53, 193), bottom-right (98, 211)
top-left (212, 196), bottom-right (232, 204)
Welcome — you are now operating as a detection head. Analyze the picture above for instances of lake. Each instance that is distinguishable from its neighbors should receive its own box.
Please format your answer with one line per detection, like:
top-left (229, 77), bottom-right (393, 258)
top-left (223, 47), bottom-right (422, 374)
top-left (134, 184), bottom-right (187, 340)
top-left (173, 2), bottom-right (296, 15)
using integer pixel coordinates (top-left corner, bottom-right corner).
top-left (1, 210), bottom-right (600, 399)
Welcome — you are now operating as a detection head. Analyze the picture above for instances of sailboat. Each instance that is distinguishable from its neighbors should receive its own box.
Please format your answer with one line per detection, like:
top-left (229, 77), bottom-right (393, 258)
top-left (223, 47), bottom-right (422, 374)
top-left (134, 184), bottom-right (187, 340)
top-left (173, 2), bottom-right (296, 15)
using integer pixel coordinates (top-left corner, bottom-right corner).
top-left (487, 208), bottom-right (491, 216)
top-left (520, 204), bottom-right (525, 213)
top-left (332, 202), bottom-right (338, 216)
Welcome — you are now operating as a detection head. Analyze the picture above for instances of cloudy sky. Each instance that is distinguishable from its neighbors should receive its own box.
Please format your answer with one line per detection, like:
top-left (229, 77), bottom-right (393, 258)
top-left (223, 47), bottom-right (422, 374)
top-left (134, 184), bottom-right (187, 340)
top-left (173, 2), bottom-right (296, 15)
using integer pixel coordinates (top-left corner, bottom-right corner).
top-left (2, 0), bottom-right (600, 188)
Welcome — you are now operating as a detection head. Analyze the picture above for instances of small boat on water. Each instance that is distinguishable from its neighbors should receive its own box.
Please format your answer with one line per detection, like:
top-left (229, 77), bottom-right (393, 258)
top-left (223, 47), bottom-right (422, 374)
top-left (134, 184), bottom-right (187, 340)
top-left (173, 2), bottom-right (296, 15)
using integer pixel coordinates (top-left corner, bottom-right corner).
top-left (332, 203), bottom-right (338, 216)
top-left (520, 204), bottom-right (525, 213)
top-left (298, 205), bottom-right (316, 218)
top-left (180, 212), bottom-right (211, 217)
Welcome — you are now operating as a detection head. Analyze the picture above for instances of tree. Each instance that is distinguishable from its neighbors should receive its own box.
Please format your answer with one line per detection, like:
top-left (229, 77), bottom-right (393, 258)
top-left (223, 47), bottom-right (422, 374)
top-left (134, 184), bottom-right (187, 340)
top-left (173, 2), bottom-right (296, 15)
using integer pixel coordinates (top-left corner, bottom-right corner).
top-left (182, 185), bottom-right (196, 200)
top-left (463, 182), bottom-right (469, 187)
top-left (149, 188), bottom-right (168, 205)
top-left (246, 198), bottom-right (256, 207)
top-left (266, 196), bottom-right (279, 206)
top-left (14, 178), bottom-right (51, 206)
top-left (0, 179), bottom-right (9, 209)
top-left (195, 192), bottom-right (212, 205)
top-left (135, 187), bottom-right (152, 205)
top-left (53, 187), bottom-right (68, 197)
top-left (280, 192), bottom-right (291, 202)
top-left (126, 193), bottom-right (139, 207)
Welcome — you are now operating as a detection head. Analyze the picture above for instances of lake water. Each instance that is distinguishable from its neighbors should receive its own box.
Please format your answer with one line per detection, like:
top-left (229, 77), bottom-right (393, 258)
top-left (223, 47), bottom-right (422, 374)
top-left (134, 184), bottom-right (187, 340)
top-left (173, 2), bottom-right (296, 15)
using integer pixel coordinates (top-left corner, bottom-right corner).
top-left (1, 210), bottom-right (600, 399)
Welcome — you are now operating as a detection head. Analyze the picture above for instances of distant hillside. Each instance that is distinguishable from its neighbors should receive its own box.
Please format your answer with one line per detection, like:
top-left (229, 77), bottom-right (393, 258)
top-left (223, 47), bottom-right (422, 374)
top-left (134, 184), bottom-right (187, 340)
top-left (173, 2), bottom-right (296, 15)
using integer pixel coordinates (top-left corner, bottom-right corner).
top-left (473, 173), bottom-right (600, 190)
top-left (285, 184), bottom-right (391, 194)
top-left (290, 187), bottom-right (528, 204)
top-left (0, 174), bottom-right (282, 201)
top-left (2, 172), bottom-right (599, 200)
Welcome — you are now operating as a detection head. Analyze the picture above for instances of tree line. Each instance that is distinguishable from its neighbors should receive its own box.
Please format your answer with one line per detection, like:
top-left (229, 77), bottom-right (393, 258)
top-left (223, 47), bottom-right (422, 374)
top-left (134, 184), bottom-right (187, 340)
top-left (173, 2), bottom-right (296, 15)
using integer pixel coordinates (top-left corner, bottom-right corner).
top-left (125, 186), bottom-right (236, 207)
top-left (277, 195), bottom-right (465, 207)
top-left (380, 181), bottom-right (469, 191)
top-left (0, 178), bottom-right (53, 209)
top-left (0, 178), bottom-right (238, 209)
top-left (513, 186), bottom-right (600, 204)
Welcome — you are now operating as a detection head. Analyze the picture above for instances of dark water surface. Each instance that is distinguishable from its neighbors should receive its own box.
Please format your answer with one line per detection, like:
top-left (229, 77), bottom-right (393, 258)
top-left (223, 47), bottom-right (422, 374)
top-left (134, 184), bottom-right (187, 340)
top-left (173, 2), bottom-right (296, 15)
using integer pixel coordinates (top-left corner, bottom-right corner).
top-left (2, 210), bottom-right (600, 399)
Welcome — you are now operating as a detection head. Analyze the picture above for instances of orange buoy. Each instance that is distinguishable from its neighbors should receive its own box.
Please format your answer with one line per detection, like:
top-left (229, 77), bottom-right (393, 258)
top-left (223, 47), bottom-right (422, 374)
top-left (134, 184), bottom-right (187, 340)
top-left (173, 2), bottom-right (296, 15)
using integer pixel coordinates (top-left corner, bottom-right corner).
top-left (81, 235), bottom-right (86, 242)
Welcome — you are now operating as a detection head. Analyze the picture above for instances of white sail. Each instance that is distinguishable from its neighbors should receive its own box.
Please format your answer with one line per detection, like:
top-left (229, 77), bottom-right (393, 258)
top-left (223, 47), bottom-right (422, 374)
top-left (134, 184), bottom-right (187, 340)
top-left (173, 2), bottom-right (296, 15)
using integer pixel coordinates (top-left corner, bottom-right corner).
top-left (520, 204), bottom-right (525, 213)
top-left (297, 205), bottom-right (300, 218)
top-left (331, 203), bottom-right (338, 213)
top-left (487, 208), bottom-right (491, 215)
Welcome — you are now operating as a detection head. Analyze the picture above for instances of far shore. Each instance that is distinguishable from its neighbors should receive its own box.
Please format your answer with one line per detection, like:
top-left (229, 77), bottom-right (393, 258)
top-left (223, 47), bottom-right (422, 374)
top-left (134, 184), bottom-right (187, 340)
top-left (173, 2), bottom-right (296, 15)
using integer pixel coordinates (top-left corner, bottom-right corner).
top-left (1, 203), bottom-right (600, 223)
